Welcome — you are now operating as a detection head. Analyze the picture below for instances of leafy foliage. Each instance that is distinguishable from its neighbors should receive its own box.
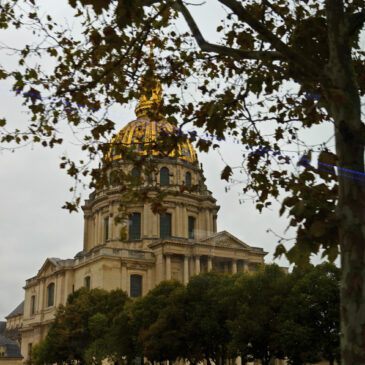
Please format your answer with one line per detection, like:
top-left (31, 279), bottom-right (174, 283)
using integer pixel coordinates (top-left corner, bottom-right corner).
top-left (1, 1), bottom-right (364, 362)
top-left (31, 265), bottom-right (340, 365)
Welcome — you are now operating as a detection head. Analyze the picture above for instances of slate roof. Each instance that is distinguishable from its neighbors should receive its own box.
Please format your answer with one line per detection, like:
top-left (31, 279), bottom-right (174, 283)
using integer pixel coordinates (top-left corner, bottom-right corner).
top-left (0, 322), bottom-right (6, 335)
top-left (0, 335), bottom-right (22, 358)
top-left (5, 301), bottom-right (24, 319)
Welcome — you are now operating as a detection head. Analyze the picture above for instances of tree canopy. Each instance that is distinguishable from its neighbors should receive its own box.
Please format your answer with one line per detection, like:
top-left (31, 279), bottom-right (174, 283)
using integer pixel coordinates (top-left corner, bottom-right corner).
top-left (31, 265), bottom-right (340, 365)
top-left (1, 0), bottom-right (364, 362)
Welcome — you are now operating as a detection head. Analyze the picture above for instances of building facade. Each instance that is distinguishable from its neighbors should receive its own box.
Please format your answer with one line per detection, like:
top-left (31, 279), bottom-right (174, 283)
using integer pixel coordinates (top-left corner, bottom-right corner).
top-left (15, 78), bottom-right (267, 361)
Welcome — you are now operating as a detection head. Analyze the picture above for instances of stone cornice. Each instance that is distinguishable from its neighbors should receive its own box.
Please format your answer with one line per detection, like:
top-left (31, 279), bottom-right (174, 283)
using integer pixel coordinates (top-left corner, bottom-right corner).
top-left (148, 238), bottom-right (267, 257)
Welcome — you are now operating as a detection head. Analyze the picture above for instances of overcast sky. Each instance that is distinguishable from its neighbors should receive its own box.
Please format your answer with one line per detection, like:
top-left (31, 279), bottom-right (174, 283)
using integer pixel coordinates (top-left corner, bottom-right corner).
top-left (0, 0), bottom-right (340, 320)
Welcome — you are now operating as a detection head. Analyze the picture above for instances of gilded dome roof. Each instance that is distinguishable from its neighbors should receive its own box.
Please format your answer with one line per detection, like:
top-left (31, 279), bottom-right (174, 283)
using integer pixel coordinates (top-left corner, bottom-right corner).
top-left (109, 65), bottom-right (198, 164)
top-left (110, 119), bottom-right (198, 164)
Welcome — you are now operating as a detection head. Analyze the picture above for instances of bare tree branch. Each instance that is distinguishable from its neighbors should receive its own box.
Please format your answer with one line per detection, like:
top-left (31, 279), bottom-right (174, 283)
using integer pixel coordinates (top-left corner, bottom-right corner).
top-left (217, 0), bottom-right (319, 75)
top-left (175, 0), bottom-right (284, 61)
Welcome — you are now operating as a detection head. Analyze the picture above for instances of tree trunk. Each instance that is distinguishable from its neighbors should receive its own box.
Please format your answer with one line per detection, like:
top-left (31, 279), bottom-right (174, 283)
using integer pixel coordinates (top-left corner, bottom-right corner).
top-left (325, 1), bottom-right (365, 364)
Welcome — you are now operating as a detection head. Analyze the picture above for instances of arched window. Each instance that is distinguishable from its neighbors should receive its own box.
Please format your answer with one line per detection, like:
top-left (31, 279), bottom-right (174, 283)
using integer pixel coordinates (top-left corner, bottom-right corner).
top-left (85, 276), bottom-right (91, 290)
top-left (185, 172), bottom-right (191, 188)
top-left (129, 213), bottom-right (141, 240)
top-left (160, 167), bottom-right (169, 186)
top-left (160, 213), bottom-right (172, 239)
top-left (130, 275), bottom-right (142, 298)
top-left (47, 283), bottom-right (55, 307)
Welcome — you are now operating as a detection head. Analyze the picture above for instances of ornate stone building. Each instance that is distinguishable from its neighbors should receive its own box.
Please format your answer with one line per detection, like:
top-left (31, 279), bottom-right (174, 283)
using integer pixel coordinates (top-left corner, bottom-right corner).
top-left (15, 78), bottom-right (267, 362)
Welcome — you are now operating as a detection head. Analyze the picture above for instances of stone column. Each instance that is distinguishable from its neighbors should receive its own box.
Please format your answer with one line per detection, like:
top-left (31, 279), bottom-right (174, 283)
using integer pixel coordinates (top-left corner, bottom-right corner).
top-left (243, 261), bottom-right (249, 273)
top-left (121, 264), bottom-right (128, 292)
top-left (95, 213), bottom-right (100, 245)
top-left (55, 274), bottom-right (63, 306)
top-left (156, 253), bottom-right (164, 284)
top-left (39, 279), bottom-right (45, 311)
top-left (205, 210), bottom-right (211, 237)
top-left (184, 255), bottom-right (189, 284)
top-left (147, 266), bottom-right (153, 292)
top-left (195, 256), bottom-right (201, 275)
top-left (83, 216), bottom-right (89, 250)
top-left (165, 254), bottom-right (172, 280)
top-left (182, 206), bottom-right (187, 238)
top-left (232, 260), bottom-right (237, 274)
top-left (143, 204), bottom-right (150, 237)
top-left (207, 256), bottom-right (213, 271)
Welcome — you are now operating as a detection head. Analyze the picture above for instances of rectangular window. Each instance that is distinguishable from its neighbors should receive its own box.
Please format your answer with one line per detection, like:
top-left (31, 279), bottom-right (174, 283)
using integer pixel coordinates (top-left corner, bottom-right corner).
top-left (188, 216), bottom-right (195, 239)
top-left (85, 276), bottom-right (91, 290)
top-left (47, 283), bottom-right (55, 307)
top-left (160, 213), bottom-right (172, 239)
top-left (104, 216), bottom-right (109, 242)
top-left (130, 275), bottom-right (142, 298)
top-left (28, 343), bottom-right (32, 359)
top-left (129, 213), bottom-right (141, 240)
top-left (31, 295), bottom-right (35, 315)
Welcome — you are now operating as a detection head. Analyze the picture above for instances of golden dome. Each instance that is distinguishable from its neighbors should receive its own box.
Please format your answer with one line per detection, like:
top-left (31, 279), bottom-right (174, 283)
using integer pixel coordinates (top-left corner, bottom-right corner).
top-left (109, 53), bottom-right (198, 164)
top-left (109, 119), bottom-right (198, 164)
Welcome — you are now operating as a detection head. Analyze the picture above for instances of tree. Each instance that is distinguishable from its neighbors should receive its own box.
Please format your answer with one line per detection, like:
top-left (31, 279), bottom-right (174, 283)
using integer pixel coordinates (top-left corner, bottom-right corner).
top-left (117, 280), bottom-right (186, 364)
top-left (138, 283), bottom-right (188, 363)
top-left (184, 272), bottom-right (236, 365)
top-left (280, 263), bottom-right (341, 365)
top-left (31, 288), bottom-right (130, 364)
top-left (228, 265), bottom-right (288, 365)
top-left (0, 1), bottom-right (364, 362)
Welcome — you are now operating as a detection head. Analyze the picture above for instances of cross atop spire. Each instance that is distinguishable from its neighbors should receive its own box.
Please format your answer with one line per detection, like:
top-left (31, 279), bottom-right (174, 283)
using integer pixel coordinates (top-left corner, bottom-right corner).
top-left (135, 40), bottom-right (163, 119)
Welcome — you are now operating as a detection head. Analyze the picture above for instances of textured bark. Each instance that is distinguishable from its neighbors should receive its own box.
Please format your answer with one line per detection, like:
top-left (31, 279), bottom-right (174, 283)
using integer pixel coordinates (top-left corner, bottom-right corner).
top-left (325, 1), bottom-right (365, 363)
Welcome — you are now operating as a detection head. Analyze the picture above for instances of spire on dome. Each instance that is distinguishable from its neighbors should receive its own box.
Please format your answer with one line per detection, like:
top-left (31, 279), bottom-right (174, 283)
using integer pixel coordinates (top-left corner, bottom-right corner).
top-left (135, 41), bottom-right (163, 119)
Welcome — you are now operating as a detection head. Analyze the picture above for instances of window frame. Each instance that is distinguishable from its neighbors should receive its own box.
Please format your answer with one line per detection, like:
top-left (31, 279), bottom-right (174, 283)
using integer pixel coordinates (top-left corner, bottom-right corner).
top-left (130, 274), bottom-right (142, 298)
top-left (159, 167), bottom-right (170, 186)
top-left (185, 171), bottom-right (192, 188)
top-left (160, 213), bottom-right (172, 239)
top-left (188, 216), bottom-right (196, 239)
top-left (85, 276), bottom-right (91, 290)
top-left (104, 216), bottom-right (109, 242)
top-left (30, 295), bottom-right (36, 315)
top-left (129, 212), bottom-right (141, 240)
top-left (47, 283), bottom-right (55, 307)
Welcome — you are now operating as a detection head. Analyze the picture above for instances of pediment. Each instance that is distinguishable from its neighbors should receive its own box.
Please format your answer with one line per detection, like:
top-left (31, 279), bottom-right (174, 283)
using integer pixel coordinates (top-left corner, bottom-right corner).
top-left (36, 258), bottom-right (62, 278)
top-left (199, 231), bottom-right (251, 249)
